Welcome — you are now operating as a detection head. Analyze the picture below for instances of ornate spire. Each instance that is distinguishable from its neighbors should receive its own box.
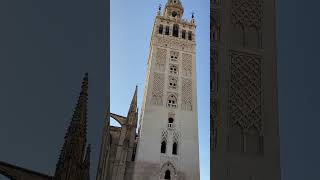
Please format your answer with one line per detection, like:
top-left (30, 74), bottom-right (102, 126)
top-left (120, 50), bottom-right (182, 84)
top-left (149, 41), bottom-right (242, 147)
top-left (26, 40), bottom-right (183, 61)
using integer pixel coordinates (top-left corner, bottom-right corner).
top-left (55, 73), bottom-right (89, 179)
top-left (128, 86), bottom-right (138, 113)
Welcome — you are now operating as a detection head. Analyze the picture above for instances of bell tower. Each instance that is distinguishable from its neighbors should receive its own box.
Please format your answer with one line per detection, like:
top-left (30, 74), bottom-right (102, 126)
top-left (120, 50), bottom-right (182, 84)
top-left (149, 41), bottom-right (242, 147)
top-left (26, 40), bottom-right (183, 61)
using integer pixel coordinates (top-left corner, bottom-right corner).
top-left (132, 0), bottom-right (200, 180)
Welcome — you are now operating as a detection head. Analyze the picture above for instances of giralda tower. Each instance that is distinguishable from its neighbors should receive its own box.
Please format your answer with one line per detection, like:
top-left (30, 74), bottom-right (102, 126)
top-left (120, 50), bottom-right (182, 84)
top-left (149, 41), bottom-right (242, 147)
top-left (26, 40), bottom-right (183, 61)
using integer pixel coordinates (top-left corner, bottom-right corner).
top-left (132, 0), bottom-right (200, 180)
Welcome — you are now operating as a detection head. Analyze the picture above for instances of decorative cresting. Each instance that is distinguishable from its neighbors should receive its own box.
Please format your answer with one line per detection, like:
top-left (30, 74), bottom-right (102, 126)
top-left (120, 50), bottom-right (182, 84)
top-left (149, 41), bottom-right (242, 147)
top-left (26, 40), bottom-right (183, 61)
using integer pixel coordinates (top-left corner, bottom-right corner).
top-left (182, 53), bottom-right (192, 77)
top-left (231, 0), bottom-right (263, 29)
top-left (229, 51), bottom-right (262, 133)
top-left (156, 48), bottom-right (167, 72)
top-left (152, 72), bottom-right (165, 105)
top-left (181, 78), bottom-right (192, 111)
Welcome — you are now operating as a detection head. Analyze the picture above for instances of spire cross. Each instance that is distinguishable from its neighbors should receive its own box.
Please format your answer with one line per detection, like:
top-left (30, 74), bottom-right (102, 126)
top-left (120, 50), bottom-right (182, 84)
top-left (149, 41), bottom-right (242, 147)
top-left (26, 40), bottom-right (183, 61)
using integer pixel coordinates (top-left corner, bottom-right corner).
top-left (191, 11), bottom-right (195, 18)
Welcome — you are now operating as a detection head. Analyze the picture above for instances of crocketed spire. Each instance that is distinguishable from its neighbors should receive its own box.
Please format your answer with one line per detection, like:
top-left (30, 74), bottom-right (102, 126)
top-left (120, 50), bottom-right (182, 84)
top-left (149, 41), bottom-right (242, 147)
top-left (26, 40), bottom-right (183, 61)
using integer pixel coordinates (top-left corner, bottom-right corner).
top-left (55, 73), bottom-right (90, 180)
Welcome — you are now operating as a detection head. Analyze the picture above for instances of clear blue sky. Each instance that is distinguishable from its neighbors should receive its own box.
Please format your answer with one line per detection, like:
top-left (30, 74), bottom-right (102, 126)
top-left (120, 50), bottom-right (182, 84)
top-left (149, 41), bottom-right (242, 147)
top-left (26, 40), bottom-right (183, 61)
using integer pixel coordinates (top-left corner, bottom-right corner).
top-left (110, 0), bottom-right (210, 179)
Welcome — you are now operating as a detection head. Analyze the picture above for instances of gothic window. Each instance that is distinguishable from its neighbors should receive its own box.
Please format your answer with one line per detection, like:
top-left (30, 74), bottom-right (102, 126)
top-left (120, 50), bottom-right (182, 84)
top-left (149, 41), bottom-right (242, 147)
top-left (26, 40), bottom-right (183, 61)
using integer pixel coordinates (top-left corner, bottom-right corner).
top-left (173, 24), bottom-right (179, 37)
top-left (164, 170), bottom-right (171, 179)
top-left (159, 24), bottom-right (164, 34)
top-left (172, 142), bottom-right (178, 155)
top-left (161, 141), bottom-right (167, 153)
top-left (167, 94), bottom-right (177, 108)
top-left (188, 31), bottom-right (192, 40)
top-left (182, 30), bottom-right (186, 39)
top-left (165, 26), bottom-right (170, 35)
top-left (169, 64), bottom-right (178, 75)
top-left (169, 76), bottom-right (178, 90)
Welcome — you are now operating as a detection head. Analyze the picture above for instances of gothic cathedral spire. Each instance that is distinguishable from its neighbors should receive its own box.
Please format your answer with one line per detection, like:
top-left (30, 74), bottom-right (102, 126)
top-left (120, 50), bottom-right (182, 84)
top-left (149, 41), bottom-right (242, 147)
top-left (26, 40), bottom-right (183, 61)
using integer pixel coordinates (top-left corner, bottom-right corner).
top-left (55, 73), bottom-right (90, 180)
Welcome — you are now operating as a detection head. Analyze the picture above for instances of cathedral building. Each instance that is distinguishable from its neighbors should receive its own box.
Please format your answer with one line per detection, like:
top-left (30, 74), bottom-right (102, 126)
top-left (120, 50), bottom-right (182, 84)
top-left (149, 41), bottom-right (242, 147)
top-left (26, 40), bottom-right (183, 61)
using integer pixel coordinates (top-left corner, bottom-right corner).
top-left (211, 0), bottom-right (281, 179)
top-left (96, 0), bottom-right (200, 180)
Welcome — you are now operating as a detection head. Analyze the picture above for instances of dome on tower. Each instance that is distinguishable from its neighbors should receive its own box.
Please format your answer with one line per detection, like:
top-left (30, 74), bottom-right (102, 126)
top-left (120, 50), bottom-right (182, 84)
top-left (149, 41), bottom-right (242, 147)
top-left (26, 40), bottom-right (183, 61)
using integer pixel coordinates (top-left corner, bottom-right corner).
top-left (164, 0), bottom-right (184, 19)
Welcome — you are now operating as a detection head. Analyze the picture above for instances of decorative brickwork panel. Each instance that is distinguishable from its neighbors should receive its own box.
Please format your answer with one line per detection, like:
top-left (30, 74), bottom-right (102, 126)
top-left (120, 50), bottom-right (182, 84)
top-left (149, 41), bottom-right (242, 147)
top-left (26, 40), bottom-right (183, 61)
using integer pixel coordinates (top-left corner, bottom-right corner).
top-left (231, 0), bottom-right (263, 29)
top-left (161, 129), bottom-right (169, 142)
top-left (156, 48), bottom-right (167, 72)
top-left (229, 51), bottom-right (262, 133)
top-left (181, 78), bottom-right (192, 111)
top-left (182, 53), bottom-right (192, 77)
top-left (156, 36), bottom-right (195, 53)
top-left (151, 73), bottom-right (165, 105)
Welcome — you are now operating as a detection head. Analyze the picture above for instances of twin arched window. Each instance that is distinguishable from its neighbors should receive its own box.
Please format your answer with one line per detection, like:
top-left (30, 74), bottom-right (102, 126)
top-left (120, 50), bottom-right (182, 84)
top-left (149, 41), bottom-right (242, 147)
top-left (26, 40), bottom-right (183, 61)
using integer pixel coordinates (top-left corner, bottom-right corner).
top-left (167, 95), bottom-right (177, 108)
top-left (169, 64), bottom-right (178, 75)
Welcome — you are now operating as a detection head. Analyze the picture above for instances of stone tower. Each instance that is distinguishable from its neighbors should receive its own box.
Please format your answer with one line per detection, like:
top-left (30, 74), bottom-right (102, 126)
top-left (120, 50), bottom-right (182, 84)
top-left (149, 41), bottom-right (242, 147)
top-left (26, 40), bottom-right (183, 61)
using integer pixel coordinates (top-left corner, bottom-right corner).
top-left (132, 0), bottom-right (200, 179)
top-left (211, 0), bottom-right (281, 180)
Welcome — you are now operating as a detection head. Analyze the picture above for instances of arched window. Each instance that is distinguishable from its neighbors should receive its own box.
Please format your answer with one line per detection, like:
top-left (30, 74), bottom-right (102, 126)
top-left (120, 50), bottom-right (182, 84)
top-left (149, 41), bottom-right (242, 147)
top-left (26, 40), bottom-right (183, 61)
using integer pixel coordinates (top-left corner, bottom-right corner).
top-left (172, 142), bottom-right (178, 155)
top-left (159, 24), bottom-right (164, 34)
top-left (188, 31), bottom-right (192, 40)
top-left (167, 95), bottom-right (177, 108)
top-left (168, 117), bottom-right (174, 128)
top-left (181, 30), bottom-right (186, 39)
top-left (169, 64), bottom-right (178, 75)
top-left (164, 170), bottom-right (171, 179)
top-left (168, 117), bottom-right (174, 123)
top-left (173, 24), bottom-right (179, 37)
top-left (165, 26), bottom-right (170, 35)
top-left (161, 141), bottom-right (166, 153)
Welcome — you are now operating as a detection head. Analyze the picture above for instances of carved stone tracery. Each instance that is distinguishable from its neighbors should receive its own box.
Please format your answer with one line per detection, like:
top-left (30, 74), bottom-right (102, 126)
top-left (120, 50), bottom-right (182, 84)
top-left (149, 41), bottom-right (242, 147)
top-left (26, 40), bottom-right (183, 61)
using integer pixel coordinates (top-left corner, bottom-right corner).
top-left (152, 73), bottom-right (165, 105)
top-left (182, 53), bottom-right (192, 77)
top-left (231, 0), bottom-right (263, 29)
top-left (156, 48), bottom-right (167, 72)
top-left (181, 78), bottom-right (192, 111)
top-left (229, 51), bottom-right (262, 133)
